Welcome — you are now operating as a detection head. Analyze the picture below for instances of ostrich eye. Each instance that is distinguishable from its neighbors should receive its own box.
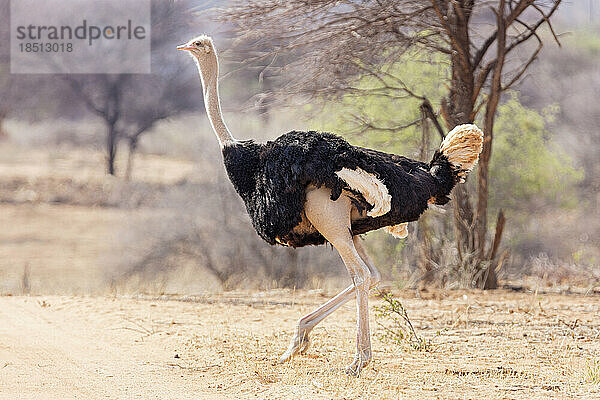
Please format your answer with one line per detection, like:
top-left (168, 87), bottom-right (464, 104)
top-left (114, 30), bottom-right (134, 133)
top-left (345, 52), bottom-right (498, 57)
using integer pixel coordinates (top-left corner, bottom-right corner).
top-left (195, 41), bottom-right (201, 46)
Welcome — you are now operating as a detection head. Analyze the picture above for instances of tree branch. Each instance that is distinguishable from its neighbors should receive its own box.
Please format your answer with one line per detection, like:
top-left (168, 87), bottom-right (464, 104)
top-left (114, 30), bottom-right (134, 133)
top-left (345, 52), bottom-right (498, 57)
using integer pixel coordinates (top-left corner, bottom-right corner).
top-left (63, 76), bottom-right (107, 118)
top-left (472, 0), bottom-right (536, 68)
top-left (472, 0), bottom-right (561, 105)
top-left (502, 24), bottom-right (543, 90)
top-left (420, 99), bottom-right (445, 139)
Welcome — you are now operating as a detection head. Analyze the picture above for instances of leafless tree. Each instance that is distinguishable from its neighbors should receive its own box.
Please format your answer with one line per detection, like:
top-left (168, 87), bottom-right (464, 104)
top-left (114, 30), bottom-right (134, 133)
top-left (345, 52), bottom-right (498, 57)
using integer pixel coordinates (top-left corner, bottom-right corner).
top-left (65, 0), bottom-right (199, 177)
top-left (219, 0), bottom-right (562, 288)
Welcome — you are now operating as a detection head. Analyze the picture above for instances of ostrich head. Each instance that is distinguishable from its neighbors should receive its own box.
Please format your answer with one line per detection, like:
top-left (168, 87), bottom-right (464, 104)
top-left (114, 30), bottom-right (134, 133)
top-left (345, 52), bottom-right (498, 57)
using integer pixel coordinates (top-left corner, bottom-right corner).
top-left (177, 35), bottom-right (218, 83)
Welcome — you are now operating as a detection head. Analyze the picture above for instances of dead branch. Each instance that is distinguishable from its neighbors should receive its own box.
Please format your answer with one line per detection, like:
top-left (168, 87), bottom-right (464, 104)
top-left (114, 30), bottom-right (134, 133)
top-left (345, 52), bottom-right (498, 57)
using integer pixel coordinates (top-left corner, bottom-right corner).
top-left (420, 99), bottom-right (445, 139)
top-left (488, 210), bottom-right (506, 260)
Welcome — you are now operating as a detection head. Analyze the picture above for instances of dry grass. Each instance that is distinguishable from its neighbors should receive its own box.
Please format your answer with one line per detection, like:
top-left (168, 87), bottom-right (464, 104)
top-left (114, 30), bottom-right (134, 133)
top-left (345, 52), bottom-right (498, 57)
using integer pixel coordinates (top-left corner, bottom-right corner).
top-left (0, 141), bottom-right (198, 185)
top-left (174, 289), bottom-right (600, 399)
top-left (1, 290), bottom-right (599, 399)
top-left (0, 141), bottom-right (204, 295)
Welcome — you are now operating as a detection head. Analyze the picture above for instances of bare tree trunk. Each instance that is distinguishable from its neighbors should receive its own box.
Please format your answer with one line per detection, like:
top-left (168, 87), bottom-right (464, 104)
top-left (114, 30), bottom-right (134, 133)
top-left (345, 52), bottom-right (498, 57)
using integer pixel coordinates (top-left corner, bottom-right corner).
top-left (418, 106), bottom-right (435, 284)
top-left (437, 3), bottom-right (501, 288)
top-left (106, 122), bottom-right (118, 176)
top-left (475, 0), bottom-right (507, 289)
top-left (445, 48), bottom-right (477, 266)
top-left (125, 138), bottom-right (138, 181)
top-left (436, 4), bottom-right (479, 269)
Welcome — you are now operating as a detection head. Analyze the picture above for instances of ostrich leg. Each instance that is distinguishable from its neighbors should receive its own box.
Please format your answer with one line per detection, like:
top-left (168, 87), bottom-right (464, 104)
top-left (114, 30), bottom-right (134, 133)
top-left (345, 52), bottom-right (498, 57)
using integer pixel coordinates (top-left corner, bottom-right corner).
top-left (278, 236), bottom-right (380, 363)
top-left (279, 188), bottom-right (373, 375)
top-left (354, 237), bottom-right (381, 285)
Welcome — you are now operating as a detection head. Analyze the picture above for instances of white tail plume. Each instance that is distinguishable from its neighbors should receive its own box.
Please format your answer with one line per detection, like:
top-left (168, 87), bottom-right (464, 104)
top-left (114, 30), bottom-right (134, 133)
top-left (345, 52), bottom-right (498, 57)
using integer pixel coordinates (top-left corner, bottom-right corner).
top-left (439, 124), bottom-right (484, 178)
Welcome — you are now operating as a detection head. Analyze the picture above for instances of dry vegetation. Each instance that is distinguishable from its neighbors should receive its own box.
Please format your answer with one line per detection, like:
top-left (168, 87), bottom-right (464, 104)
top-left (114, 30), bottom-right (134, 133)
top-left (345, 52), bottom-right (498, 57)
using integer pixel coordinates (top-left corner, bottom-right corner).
top-left (2, 122), bottom-right (594, 296)
top-left (0, 139), bottom-right (197, 294)
top-left (1, 121), bottom-right (598, 399)
top-left (0, 119), bottom-right (345, 296)
top-left (2, 290), bottom-right (600, 399)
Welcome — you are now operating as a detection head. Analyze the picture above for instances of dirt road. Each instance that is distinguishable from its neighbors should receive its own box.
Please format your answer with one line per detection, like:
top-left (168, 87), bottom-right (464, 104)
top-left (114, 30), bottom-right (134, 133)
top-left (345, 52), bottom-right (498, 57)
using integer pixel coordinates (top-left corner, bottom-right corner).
top-left (0, 296), bottom-right (219, 400)
top-left (1, 291), bottom-right (599, 399)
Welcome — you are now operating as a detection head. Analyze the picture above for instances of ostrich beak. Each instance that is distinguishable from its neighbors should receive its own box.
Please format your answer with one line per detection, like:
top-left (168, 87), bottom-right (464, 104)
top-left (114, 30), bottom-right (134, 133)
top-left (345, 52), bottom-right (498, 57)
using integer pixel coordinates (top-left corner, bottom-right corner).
top-left (177, 44), bottom-right (194, 51)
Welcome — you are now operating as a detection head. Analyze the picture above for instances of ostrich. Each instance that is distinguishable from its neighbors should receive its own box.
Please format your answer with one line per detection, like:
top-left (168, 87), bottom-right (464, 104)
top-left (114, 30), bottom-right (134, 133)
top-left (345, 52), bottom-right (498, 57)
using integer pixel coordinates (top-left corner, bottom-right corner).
top-left (178, 35), bottom-right (483, 376)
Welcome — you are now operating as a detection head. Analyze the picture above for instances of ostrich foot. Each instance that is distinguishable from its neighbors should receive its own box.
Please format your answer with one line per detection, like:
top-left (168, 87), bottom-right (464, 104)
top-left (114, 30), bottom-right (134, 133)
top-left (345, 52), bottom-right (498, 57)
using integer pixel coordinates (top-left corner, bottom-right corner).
top-left (344, 351), bottom-right (371, 377)
top-left (278, 330), bottom-right (311, 363)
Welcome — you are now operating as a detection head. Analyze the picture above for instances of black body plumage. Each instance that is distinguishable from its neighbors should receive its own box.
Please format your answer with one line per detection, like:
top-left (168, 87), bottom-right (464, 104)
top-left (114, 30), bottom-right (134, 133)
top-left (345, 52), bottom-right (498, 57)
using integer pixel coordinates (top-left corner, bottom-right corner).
top-left (222, 131), bottom-right (460, 248)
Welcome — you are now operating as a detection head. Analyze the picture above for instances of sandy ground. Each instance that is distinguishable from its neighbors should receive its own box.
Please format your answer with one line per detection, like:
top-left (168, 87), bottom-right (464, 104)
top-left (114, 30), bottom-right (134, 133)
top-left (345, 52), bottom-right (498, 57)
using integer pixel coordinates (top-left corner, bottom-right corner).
top-left (1, 290), bottom-right (599, 399)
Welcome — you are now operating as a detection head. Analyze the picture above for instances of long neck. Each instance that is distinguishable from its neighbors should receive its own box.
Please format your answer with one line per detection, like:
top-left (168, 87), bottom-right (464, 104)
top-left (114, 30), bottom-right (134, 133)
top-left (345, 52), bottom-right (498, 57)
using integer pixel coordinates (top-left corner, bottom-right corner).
top-left (197, 55), bottom-right (236, 147)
